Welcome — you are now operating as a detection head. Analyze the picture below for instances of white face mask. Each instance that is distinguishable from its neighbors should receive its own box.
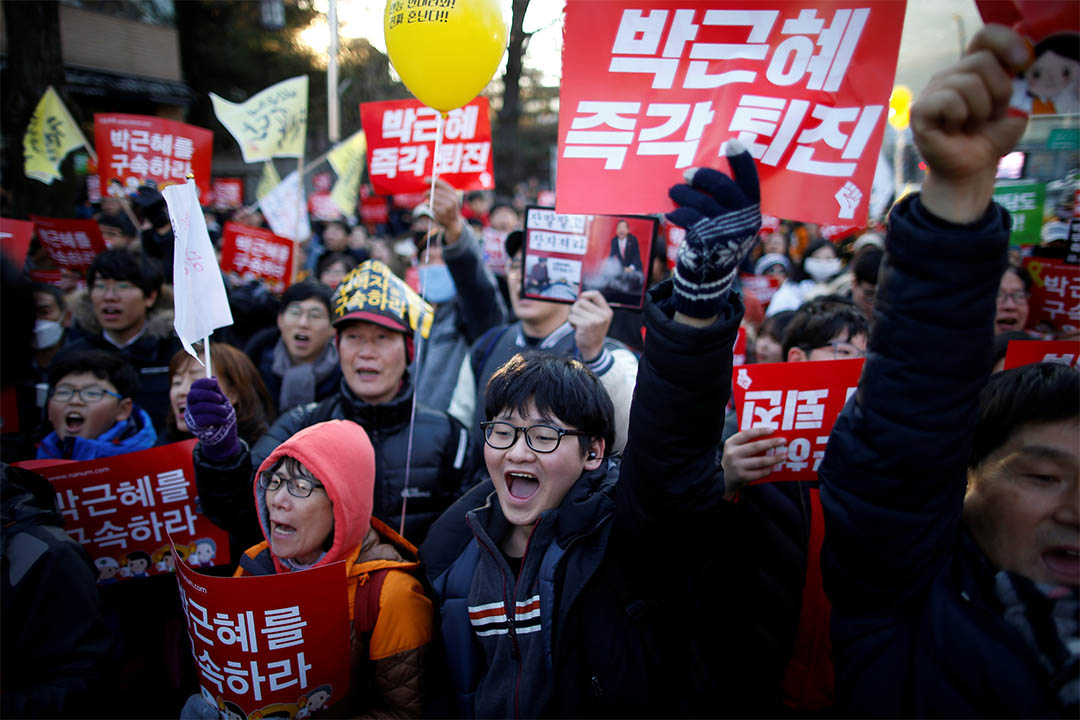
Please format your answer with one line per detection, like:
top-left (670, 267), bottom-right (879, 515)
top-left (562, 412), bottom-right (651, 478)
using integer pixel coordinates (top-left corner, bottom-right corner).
top-left (804, 256), bottom-right (842, 282)
top-left (32, 319), bottom-right (64, 350)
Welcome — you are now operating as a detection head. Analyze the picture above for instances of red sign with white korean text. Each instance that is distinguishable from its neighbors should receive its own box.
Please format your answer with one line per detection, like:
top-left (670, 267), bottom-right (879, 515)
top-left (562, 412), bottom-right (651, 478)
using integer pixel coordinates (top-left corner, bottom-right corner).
top-left (30, 216), bottom-right (106, 273)
top-left (733, 326), bottom-right (748, 366)
top-left (360, 194), bottom-right (390, 228)
top-left (557, 2), bottom-right (906, 225)
top-left (361, 97), bottom-right (494, 195)
top-left (220, 222), bottom-right (294, 293)
top-left (13, 440), bottom-right (230, 582)
top-left (175, 555), bottom-right (350, 719)
top-left (94, 114), bottom-right (214, 204)
top-left (212, 178), bottom-right (245, 209)
top-left (0, 217), bottom-right (35, 267)
top-left (1023, 257), bottom-right (1080, 333)
top-left (1002, 340), bottom-right (1080, 370)
top-left (731, 358), bottom-right (864, 481)
top-left (740, 273), bottom-right (783, 306)
top-left (308, 192), bottom-right (342, 221)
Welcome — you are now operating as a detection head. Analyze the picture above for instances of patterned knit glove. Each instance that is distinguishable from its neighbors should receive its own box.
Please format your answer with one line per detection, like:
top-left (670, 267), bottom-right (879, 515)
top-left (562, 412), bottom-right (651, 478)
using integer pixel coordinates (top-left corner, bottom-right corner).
top-left (184, 378), bottom-right (240, 462)
top-left (667, 138), bottom-right (762, 318)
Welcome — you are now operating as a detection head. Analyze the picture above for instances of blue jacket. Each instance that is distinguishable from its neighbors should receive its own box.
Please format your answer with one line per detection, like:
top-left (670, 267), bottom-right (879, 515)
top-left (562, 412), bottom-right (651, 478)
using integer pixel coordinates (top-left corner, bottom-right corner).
top-left (37, 407), bottom-right (157, 461)
top-left (819, 195), bottom-right (1062, 716)
top-left (421, 279), bottom-right (741, 717)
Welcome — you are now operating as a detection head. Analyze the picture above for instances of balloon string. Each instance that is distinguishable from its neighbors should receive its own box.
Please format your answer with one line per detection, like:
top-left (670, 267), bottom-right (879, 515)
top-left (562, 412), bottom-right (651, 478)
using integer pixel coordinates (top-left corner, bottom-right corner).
top-left (400, 110), bottom-right (446, 538)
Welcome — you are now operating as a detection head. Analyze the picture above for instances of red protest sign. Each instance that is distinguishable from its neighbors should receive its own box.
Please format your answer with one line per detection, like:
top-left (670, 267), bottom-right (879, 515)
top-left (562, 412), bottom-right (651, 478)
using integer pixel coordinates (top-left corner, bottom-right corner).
top-left (13, 440), bottom-right (230, 582)
top-left (361, 97), bottom-right (494, 195)
top-left (308, 191), bottom-right (342, 221)
top-left (1002, 340), bottom-right (1080, 370)
top-left (212, 177), bottom-right (245, 209)
top-left (94, 113), bottom-right (214, 204)
top-left (557, 2), bottom-right (906, 226)
top-left (30, 216), bottom-right (106, 273)
top-left (220, 222), bottom-right (294, 293)
top-left (740, 273), bottom-right (783, 307)
top-left (733, 326), bottom-right (748, 366)
top-left (521, 206), bottom-right (658, 310)
top-left (360, 194), bottom-right (389, 228)
top-left (0, 217), bottom-right (35, 267)
top-left (175, 556), bottom-right (350, 718)
top-left (731, 358), bottom-right (864, 482)
top-left (1023, 257), bottom-right (1080, 332)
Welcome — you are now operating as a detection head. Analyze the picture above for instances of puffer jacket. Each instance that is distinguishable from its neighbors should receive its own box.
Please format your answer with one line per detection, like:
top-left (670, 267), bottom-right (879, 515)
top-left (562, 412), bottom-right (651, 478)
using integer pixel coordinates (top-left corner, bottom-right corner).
top-left (421, 279), bottom-right (740, 717)
top-left (37, 406), bottom-right (157, 461)
top-left (194, 375), bottom-right (473, 550)
top-left (236, 420), bottom-right (433, 717)
top-left (819, 194), bottom-right (1064, 716)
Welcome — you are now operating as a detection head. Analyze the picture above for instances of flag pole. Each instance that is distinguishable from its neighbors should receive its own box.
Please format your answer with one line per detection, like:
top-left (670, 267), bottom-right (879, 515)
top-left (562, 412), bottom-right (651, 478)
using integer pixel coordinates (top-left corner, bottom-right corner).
top-left (204, 335), bottom-right (213, 378)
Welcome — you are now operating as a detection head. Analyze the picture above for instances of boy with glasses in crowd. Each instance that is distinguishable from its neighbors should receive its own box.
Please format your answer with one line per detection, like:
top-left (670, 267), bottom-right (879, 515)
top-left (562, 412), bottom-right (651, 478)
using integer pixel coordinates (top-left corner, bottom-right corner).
top-left (37, 349), bottom-right (156, 460)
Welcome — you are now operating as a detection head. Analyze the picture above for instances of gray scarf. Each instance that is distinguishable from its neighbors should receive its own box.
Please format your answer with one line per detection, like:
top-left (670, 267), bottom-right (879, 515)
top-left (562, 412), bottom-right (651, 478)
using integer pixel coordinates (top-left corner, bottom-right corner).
top-left (271, 336), bottom-right (339, 413)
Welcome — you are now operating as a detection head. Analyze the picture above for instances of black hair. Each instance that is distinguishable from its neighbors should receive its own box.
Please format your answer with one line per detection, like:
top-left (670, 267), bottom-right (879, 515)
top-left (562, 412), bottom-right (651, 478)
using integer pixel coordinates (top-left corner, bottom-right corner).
top-left (87, 249), bottom-right (163, 299)
top-left (279, 280), bottom-right (333, 315)
top-left (852, 247), bottom-right (884, 286)
top-left (1033, 33), bottom-right (1079, 63)
top-left (1003, 264), bottom-right (1033, 295)
top-left (48, 349), bottom-right (139, 399)
top-left (221, 701), bottom-right (246, 720)
top-left (484, 351), bottom-right (615, 456)
top-left (781, 297), bottom-right (868, 359)
top-left (465, 190), bottom-right (486, 203)
top-left (316, 251), bottom-right (359, 279)
top-left (970, 362), bottom-right (1079, 469)
top-left (991, 330), bottom-right (1034, 367)
top-left (98, 212), bottom-right (137, 237)
top-left (127, 550), bottom-right (151, 564)
top-left (792, 238), bottom-right (839, 283)
top-left (32, 282), bottom-right (66, 313)
top-left (759, 310), bottom-right (797, 343)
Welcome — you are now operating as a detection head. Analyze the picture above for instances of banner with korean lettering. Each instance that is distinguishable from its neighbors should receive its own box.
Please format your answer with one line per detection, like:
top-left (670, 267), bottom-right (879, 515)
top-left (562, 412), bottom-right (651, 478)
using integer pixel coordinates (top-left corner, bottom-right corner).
top-left (731, 358), bottom-right (864, 482)
top-left (0, 217), bottom-right (35, 267)
top-left (212, 178), bottom-right (245, 209)
top-left (175, 555), bottom-right (350, 719)
top-left (94, 114), bottom-right (213, 204)
top-left (557, 2), bottom-right (906, 225)
top-left (210, 76), bottom-right (309, 163)
top-left (220, 222), bottom-right (294, 293)
top-left (1023, 257), bottom-right (1080, 333)
top-left (30, 216), bottom-right (107, 273)
top-left (1002, 340), bottom-right (1080, 370)
top-left (361, 97), bottom-right (494, 196)
top-left (13, 440), bottom-right (230, 582)
top-left (993, 181), bottom-right (1046, 247)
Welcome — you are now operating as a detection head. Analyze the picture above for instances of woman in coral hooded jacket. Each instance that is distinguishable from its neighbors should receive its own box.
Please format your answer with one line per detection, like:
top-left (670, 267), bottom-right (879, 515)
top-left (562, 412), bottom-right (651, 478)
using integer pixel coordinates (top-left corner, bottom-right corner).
top-left (237, 420), bottom-right (433, 717)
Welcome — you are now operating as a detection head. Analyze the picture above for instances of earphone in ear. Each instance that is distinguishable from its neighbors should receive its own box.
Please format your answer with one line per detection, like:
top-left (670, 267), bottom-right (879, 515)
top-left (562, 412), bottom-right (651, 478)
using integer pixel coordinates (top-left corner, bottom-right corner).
top-left (588, 451), bottom-right (597, 459)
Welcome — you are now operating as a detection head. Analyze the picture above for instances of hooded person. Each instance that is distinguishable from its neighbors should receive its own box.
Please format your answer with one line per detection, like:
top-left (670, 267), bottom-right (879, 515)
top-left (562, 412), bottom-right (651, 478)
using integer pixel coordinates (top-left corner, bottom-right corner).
top-left (187, 261), bottom-right (474, 550)
top-left (233, 420), bottom-right (433, 717)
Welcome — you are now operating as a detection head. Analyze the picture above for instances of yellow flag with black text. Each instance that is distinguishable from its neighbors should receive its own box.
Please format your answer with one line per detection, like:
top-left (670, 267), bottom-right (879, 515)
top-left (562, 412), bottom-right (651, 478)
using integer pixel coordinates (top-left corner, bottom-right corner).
top-left (24, 86), bottom-right (90, 185)
top-left (328, 130), bottom-right (366, 217)
top-left (210, 76), bottom-right (308, 163)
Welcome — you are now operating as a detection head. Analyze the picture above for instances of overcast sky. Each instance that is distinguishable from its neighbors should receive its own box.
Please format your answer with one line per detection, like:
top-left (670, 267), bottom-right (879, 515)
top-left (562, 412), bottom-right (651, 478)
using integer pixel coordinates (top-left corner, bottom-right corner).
top-left (324, 0), bottom-right (985, 97)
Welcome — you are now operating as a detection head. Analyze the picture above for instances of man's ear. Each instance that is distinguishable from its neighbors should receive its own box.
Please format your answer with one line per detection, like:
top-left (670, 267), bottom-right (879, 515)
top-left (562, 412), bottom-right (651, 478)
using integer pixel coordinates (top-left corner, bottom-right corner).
top-left (786, 346), bottom-right (807, 363)
top-left (144, 289), bottom-right (159, 310)
top-left (584, 437), bottom-right (606, 471)
top-left (276, 312), bottom-right (287, 335)
top-left (115, 397), bottom-right (134, 423)
top-left (60, 309), bottom-right (72, 328)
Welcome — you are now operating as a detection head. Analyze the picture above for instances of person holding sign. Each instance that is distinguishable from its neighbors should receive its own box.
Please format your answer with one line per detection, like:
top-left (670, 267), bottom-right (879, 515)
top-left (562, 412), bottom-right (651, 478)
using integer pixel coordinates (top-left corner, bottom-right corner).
top-left (819, 26), bottom-right (1078, 716)
top-left (188, 261), bottom-right (473, 549)
top-left (231, 420), bottom-right (433, 717)
top-left (421, 140), bottom-right (761, 717)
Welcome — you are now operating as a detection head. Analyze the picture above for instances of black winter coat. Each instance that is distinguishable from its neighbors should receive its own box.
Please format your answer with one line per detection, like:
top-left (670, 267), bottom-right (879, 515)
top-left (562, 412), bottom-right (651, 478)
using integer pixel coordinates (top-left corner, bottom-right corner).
top-left (243, 327), bottom-right (342, 416)
top-left (820, 195), bottom-right (1063, 716)
top-left (194, 376), bottom-right (474, 549)
top-left (421, 280), bottom-right (740, 717)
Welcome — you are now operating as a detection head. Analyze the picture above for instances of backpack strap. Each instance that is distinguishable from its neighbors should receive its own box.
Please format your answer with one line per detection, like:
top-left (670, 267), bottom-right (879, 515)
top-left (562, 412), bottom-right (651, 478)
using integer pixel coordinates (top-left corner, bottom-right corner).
top-left (354, 568), bottom-right (389, 635)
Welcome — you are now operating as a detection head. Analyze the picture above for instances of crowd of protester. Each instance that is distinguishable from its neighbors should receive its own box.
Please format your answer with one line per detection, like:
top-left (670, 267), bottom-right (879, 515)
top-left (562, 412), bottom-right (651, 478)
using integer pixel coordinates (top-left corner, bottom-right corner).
top-left (0, 26), bottom-right (1077, 719)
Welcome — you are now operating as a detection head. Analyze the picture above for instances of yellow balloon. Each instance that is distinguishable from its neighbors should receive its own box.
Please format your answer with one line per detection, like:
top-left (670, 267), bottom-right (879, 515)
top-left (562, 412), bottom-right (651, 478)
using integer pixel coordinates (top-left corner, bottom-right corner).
top-left (384, 0), bottom-right (508, 113)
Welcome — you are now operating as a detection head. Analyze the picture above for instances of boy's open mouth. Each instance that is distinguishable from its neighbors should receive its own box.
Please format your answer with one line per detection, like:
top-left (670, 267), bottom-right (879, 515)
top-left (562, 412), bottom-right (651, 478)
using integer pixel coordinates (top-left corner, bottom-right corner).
top-left (506, 471), bottom-right (540, 500)
top-left (64, 411), bottom-right (85, 434)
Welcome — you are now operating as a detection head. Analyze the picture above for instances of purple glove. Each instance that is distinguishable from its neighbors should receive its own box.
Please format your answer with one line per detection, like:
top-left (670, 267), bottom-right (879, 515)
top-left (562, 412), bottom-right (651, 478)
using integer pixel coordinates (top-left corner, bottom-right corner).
top-left (184, 378), bottom-right (240, 462)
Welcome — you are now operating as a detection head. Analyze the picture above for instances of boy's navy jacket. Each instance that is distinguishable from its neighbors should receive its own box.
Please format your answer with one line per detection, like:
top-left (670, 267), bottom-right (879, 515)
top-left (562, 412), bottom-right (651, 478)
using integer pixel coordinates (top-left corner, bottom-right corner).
top-left (421, 279), bottom-right (740, 718)
top-left (820, 194), bottom-right (1065, 716)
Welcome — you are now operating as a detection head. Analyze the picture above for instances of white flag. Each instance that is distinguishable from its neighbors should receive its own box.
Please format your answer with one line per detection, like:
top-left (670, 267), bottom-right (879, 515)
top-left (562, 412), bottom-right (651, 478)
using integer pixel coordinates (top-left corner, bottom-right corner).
top-left (164, 180), bottom-right (234, 361)
top-left (259, 170), bottom-right (310, 242)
